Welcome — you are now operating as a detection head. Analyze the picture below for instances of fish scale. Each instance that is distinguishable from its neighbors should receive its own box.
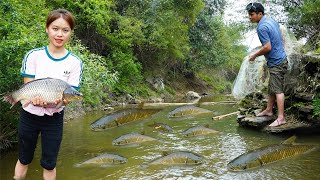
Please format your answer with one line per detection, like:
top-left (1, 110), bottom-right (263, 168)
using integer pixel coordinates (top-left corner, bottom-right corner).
top-left (227, 136), bottom-right (317, 171)
top-left (3, 78), bottom-right (82, 108)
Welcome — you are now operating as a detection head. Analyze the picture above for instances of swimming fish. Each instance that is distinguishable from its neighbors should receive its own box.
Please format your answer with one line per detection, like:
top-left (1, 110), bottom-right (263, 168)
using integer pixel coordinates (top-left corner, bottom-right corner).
top-left (91, 109), bottom-right (160, 131)
top-left (147, 151), bottom-right (203, 165)
top-left (112, 132), bottom-right (157, 146)
top-left (76, 153), bottom-right (127, 167)
top-left (227, 136), bottom-right (317, 171)
top-left (183, 125), bottom-right (218, 137)
top-left (168, 105), bottom-right (212, 118)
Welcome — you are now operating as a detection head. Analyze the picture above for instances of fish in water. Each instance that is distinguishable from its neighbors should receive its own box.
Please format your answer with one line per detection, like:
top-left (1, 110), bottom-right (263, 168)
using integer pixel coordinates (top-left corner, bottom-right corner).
top-left (148, 122), bottom-right (173, 132)
top-left (183, 125), bottom-right (218, 137)
top-left (147, 151), bottom-right (203, 165)
top-left (76, 153), bottom-right (127, 167)
top-left (168, 105), bottom-right (212, 118)
top-left (2, 78), bottom-right (82, 108)
top-left (227, 136), bottom-right (317, 171)
top-left (91, 109), bottom-right (160, 131)
top-left (112, 132), bottom-right (157, 146)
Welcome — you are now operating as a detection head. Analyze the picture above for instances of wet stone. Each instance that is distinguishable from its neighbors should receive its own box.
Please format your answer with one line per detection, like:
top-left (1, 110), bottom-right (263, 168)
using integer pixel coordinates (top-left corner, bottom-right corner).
top-left (237, 116), bottom-right (274, 128)
top-left (298, 105), bottom-right (314, 113)
top-left (295, 93), bottom-right (315, 102)
top-left (263, 120), bottom-right (312, 133)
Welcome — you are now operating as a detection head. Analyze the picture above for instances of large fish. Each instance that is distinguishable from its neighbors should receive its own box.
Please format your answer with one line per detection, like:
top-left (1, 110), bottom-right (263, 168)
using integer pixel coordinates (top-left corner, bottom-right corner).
top-left (76, 153), bottom-right (127, 167)
top-left (147, 151), bottom-right (203, 165)
top-left (183, 125), bottom-right (218, 137)
top-left (168, 105), bottom-right (212, 118)
top-left (227, 136), bottom-right (317, 171)
top-left (91, 109), bottom-right (160, 131)
top-left (112, 132), bottom-right (157, 146)
top-left (2, 78), bottom-right (82, 108)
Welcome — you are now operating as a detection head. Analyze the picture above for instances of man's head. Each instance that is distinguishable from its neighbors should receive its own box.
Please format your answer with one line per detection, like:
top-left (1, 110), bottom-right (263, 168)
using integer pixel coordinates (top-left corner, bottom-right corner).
top-left (246, 2), bottom-right (264, 23)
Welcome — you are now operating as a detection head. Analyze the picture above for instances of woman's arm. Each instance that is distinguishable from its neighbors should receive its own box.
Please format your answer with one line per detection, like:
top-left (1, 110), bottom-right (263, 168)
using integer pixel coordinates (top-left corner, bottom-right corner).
top-left (23, 77), bottom-right (34, 84)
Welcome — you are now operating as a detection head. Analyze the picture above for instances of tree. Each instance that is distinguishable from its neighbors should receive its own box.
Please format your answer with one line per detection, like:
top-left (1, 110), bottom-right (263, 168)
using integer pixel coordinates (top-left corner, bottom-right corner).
top-left (283, 0), bottom-right (320, 49)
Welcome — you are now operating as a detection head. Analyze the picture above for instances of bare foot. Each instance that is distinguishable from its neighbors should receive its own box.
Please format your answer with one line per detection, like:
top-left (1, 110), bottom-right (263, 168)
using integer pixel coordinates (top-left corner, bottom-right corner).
top-left (268, 118), bottom-right (286, 127)
top-left (257, 110), bottom-right (273, 117)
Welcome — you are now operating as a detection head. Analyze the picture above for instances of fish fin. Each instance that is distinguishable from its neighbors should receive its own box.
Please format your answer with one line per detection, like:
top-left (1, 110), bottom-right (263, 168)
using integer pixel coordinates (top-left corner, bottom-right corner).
top-left (281, 135), bottom-right (297, 144)
top-left (2, 94), bottom-right (17, 108)
top-left (55, 100), bottom-right (64, 108)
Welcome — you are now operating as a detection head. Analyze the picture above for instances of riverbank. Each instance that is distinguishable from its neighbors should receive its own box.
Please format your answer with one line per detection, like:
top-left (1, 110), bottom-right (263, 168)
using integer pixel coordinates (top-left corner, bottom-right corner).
top-left (236, 52), bottom-right (320, 134)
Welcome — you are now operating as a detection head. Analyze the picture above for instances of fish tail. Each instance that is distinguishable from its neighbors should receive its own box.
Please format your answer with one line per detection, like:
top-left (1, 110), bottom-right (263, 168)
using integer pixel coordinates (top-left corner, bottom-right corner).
top-left (2, 94), bottom-right (16, 108)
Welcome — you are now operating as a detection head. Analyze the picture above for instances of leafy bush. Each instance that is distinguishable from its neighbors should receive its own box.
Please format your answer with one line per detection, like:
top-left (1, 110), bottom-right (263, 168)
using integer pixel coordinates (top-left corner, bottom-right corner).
top-left (0, 0), bottom-right (49, 123)
top-left (188, 13), bottom-right (246, 72)
top-left (66, 39), bottom-right (118, 107)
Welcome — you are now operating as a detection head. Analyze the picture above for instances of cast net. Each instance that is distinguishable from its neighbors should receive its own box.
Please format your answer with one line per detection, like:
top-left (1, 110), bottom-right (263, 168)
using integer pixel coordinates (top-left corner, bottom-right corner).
top-left (231, 48), bottom-right (268, 100)
top-left (232, 25), bottom-right (297, 99)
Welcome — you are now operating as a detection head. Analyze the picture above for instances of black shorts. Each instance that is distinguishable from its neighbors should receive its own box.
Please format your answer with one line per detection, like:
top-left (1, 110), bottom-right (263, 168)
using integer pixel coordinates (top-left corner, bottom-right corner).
top-left (18, 109), bottom-right (64, 170)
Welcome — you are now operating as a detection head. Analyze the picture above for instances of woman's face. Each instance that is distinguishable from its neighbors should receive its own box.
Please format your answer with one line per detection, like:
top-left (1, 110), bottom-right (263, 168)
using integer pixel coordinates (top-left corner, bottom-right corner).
top-left (46, 17), bottom-right (72, 48)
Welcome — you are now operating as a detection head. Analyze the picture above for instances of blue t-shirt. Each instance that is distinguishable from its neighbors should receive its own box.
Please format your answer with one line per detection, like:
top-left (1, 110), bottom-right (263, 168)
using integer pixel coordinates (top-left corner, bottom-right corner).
top-left (257, 16), bottom-right (286, 67)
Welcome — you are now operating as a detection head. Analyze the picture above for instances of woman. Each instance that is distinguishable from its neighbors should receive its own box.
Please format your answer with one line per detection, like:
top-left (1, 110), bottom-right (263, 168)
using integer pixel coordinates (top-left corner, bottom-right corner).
top-left (14, 9), bottom-right (83, 180)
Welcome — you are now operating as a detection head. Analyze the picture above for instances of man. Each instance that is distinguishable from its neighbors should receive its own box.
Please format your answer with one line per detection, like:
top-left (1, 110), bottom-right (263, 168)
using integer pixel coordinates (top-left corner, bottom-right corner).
top-left (246, 2), bottom-right (287, 127)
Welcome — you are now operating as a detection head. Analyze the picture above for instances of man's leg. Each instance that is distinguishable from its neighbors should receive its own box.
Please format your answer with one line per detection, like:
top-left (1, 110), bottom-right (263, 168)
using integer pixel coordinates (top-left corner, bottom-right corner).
top-left (14, 160), bottom-right (28, 180)
top-left (43, 168), bottom-right (56, 180)
top-left (269, 93), bottom-right (286, 127)
top-left (257, 94), bottom-right (275, 117)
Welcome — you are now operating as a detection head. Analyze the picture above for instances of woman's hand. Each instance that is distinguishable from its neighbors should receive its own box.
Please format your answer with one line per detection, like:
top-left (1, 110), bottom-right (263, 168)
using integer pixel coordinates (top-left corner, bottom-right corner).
top-left (55, 99), bottom-right (70, 106)
top-left (31, 96), bottom-right (48, 107)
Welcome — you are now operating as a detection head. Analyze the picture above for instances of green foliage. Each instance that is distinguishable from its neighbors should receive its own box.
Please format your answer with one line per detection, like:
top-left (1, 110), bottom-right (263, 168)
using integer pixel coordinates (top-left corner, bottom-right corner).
top-left (0, 0), bottom-right (248, 151)
top-left (118, 0), bottom-right (204, 71)
top-left (313, 97), bottom-right (320, 117)
top-left (284, 0), bottom-right (320, 50)
top-left (66, 39), bottom-right (118, 107)
top-left (0, 0), bottom-right (120, 117)
top-left (0, 0), bottom-right (49, 123)
top-left (47, 0), bottom-right (145, 95)
top-left (197, 68), bottom-right (232, 93)
top-left (106, 15), bottom-right (144, 93)
top-left (188, 14), bottom-right (246, 72)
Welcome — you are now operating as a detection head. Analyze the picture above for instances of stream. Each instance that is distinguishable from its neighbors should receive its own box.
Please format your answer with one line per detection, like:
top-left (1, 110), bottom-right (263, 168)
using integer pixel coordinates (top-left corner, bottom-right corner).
top-left (1, 96), bottom-right (320, 179)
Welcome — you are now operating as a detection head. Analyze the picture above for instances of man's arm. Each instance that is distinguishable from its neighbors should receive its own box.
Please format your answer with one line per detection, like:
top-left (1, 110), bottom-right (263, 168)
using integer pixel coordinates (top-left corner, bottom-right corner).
top-left (249, 41), bottom-right (271, 61)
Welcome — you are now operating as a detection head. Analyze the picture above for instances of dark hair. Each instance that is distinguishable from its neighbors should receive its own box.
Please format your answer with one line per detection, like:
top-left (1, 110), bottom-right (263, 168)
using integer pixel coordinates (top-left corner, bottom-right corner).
top-left (246, 2), bottom-right (264, 15)
top-left (46, 9), bottom-right (76, 30)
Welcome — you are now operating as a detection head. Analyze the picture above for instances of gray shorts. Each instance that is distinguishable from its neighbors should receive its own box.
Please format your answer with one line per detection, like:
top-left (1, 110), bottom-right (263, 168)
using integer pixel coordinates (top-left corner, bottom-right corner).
top-left (268, 59), bottom-right (288, 95)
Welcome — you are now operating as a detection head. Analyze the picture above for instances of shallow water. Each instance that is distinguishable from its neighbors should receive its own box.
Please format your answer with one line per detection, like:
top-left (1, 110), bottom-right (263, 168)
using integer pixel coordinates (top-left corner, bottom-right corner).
top-left (1, 100), bottom-right (320, 180)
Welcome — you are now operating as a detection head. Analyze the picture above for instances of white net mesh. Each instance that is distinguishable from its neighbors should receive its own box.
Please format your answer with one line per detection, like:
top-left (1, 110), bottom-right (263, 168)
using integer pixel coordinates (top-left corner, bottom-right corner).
top-left (232, 50), bottom-right (268, 100)
top-left (280, 24), bottom-right (296, 71)
top-left (232, 25), bottom-right (298, 99)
